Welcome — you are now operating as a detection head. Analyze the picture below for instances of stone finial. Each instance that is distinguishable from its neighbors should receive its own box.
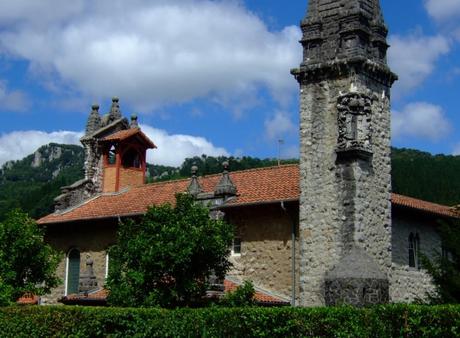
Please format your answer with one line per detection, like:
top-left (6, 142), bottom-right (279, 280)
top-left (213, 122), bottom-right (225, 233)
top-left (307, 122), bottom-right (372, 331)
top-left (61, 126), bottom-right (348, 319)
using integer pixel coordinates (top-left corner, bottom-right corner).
top-left (130, 114), bottom-right (139, 128)
top-left (299, 0), bottom-right (390, 67)
top-left (85, 104), bottom-right (101, 135)
top-left (108, 96), bottom-right (122, 121)
top-left (187, 164), bottom-right (203, 196)
top-left (79, 255), bottom-right (98, 293)
top-left (214, 161), bottom-right (237, 197)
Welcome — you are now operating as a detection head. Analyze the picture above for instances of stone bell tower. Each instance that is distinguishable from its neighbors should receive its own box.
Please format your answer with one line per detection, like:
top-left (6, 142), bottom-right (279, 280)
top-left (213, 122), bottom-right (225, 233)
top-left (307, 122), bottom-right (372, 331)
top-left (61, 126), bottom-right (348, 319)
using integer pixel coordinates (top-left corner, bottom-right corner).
top-left (292, 0), bottom-right (397, 306)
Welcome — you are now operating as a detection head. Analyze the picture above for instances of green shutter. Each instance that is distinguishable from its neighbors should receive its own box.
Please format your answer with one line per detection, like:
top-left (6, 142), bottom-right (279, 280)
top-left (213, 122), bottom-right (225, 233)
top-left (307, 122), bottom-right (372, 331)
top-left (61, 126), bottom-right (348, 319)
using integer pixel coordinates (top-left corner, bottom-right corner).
top-left (67, 249), bottom-right (80, 294)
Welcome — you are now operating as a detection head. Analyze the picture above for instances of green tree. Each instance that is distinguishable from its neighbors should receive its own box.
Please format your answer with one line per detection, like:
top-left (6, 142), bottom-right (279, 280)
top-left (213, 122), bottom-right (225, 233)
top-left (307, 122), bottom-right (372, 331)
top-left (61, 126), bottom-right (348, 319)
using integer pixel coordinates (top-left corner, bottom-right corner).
top-left (422, 220), bottom-right (460, 303)
top-left (0, 210), bottom-right (60, 305)
top-left (221, 280), bottom-right (255, 307)
top-left (106, 193), bottom-right (233, 308)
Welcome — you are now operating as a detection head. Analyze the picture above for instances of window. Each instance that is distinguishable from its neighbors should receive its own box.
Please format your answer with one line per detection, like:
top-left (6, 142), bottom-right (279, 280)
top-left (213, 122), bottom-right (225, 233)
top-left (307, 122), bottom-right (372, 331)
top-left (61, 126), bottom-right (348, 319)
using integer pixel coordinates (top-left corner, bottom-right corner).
top-left (122, 148), bottom-right (142, 168)
top-left (231, 237), bottom-right (241, 256)
top-left (107, 145), bottom-right (116, 165)
top-left (408, 233), bottom-right (420, 269)
top-left (66, 248), bottom-right (80, 295)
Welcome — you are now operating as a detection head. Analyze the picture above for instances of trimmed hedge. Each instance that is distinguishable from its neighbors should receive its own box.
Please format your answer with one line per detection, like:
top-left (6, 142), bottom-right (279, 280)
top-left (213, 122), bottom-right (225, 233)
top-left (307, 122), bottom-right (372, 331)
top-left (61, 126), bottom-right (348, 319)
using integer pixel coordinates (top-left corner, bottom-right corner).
top-left (0, 305), bottom-right (459, 337)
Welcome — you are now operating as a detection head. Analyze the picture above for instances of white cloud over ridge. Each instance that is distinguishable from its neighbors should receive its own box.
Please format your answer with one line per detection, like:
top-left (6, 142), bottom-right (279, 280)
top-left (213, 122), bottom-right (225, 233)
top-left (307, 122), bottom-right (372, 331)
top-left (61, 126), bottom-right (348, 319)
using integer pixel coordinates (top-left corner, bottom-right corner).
top-left (0, 125), bottom-right (228, 167)
top-left (264, 111), bottom-right (296, 140)
top-left (140, 125), bottom-right (228, 167)
top-left (0, 130), bottom-right (83, 165)
top-left (0, 0), bottom-right (302, 112)
top-left (425, 0), bottom-right (460, 22)
top-left (388, 34), bottom-right (450, 96)
top-left (392, 102), bottom-right (451, 141)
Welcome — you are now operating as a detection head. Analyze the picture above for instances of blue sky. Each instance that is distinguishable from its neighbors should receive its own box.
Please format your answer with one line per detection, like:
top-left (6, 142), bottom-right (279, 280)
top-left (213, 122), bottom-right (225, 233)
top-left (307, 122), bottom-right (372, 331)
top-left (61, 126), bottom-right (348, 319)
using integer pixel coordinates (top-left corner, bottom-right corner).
top-left (0, 0), bottom-right (459, 166)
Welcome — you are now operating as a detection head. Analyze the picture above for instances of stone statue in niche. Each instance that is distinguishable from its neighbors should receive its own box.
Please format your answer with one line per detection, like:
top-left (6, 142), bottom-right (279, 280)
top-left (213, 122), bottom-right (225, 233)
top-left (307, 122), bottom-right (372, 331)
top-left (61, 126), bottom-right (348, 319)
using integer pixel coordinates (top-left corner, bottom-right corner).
top-left (336, 92), bottom-right (372, 158)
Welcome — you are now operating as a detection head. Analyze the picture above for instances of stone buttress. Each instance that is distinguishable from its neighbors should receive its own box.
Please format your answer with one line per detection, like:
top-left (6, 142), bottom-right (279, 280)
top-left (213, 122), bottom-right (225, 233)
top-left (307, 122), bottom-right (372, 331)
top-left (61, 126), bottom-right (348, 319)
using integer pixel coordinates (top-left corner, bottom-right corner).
top-left (292, 0), bottom-right (397, 306)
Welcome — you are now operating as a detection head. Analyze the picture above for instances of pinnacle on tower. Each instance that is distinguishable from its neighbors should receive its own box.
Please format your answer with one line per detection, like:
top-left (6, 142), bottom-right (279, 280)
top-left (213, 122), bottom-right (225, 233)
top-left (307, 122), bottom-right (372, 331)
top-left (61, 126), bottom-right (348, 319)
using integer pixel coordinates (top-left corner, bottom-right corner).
top-left (85, 104), bottom-right (101, 135)
top-left (108, 96), bottom-right (122, 121)
top-left (299, 0), bottom-right (391, 68)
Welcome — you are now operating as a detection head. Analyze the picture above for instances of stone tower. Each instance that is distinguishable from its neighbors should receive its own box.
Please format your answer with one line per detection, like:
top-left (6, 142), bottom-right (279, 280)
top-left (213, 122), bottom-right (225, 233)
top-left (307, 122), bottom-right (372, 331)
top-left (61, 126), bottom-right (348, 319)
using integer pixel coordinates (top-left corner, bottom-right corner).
top-left (292, 0), bottom-right (397, 306)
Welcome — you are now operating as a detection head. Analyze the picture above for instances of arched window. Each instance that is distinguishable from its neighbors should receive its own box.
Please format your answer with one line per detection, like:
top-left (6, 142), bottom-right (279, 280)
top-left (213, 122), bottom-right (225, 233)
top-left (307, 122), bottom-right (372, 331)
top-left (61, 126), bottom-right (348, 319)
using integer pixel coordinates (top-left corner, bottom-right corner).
top-left (66, 248), bottom-right (80, 295)
top-left (122, 148), bottom-right (142, 168)
top-left (408, 233), bottom-right (420, 269)
top-left (107, 145), bottom-right (116, 165)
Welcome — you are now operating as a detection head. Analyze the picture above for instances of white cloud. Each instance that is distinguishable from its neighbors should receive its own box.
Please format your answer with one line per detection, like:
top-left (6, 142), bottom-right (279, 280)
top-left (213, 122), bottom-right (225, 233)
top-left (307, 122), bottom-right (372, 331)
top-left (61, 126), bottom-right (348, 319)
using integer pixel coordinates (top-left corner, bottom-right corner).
top-left (0, 0), bottom-right (302, 113)
top-left (140, 125), bottom-right (228, 167)
top-left (425, 0), bottom-right (460, 22)
top-left (453, 143), bottom-right (460, 155)
top-left (392, 102), bottom-right (451, 141)
top-left (264, 111), bottom-right (296, 140)
top-left (0, 125), bottom-right (228, 168)
top-left (388, 34), bottom-right (450, 95)
top-left (0, 80), bottom-right (30, 112)
top-left (0, 130), bottom-right (83, 165)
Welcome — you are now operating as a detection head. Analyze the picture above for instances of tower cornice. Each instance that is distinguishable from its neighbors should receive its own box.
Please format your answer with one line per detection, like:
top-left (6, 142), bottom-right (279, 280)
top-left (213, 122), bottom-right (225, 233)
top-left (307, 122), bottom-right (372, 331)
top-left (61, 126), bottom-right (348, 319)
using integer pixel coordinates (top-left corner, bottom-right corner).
top-left (291, 57), bottom-right (397, 88)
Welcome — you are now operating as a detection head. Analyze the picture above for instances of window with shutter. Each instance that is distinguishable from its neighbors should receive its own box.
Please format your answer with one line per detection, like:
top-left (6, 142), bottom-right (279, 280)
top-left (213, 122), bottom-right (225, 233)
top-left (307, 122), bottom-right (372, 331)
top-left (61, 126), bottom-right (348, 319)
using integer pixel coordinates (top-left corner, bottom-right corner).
top-left (67, 249), bottom-right (80, 295)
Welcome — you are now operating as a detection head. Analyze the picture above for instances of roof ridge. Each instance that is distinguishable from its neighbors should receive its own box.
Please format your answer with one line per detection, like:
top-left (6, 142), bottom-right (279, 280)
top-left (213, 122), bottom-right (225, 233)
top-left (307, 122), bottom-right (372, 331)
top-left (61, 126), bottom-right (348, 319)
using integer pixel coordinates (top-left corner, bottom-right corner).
top-left (392, 193), bottom-right (456, 209)
top-left (139, 163), bottom-right (299, 189)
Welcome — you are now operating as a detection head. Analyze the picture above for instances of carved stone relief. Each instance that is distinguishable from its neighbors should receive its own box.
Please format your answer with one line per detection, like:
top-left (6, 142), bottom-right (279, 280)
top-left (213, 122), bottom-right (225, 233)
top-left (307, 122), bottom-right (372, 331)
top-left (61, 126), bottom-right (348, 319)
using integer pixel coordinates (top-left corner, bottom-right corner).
top-left (336, 92), bottom-right (372, 157)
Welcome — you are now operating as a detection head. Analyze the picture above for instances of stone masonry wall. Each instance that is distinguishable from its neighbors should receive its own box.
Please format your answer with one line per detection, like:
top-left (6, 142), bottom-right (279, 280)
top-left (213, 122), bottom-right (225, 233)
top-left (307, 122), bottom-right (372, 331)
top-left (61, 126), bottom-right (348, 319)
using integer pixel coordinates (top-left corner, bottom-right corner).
top-left (225, 204), bottom-right (299, 303)
top-left (298, 74), bottom-right (392, 306)
top-left (390, 210), bottom-right (440, 302)
top-left (42, 222), bottom-right (117, 304)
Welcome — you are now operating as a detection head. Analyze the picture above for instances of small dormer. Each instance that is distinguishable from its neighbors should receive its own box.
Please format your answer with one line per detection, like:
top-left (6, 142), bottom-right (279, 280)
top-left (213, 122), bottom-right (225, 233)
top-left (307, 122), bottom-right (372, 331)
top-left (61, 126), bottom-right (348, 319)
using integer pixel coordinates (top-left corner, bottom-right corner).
top-left (100, 117), bottom-right (156, 193)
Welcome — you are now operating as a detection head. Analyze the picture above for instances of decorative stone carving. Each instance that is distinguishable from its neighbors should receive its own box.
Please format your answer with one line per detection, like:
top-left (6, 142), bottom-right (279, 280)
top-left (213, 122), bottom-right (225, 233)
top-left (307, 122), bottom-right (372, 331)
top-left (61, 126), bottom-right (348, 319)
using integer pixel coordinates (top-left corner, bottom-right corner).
top-left (214, 162), bottom-right (237, 197)
top-left (336, 92), bottom-right (373, 159)
top-left (187, 165), bottom-right (203, 197)
top-left (79, 256), bottom-right (98, 294)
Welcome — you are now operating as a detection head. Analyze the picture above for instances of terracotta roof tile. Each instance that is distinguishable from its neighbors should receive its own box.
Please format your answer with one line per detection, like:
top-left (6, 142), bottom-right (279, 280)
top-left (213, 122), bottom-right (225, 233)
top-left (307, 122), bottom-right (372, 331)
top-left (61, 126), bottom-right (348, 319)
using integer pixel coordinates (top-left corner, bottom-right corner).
top-left (102, 128), bottom-right (156, 148)
top-left (60, 282), bottom-right (287, 306)
top-left (38, 164), bottom-right (459, 225)
top-left (391, 193), bottom-right (458, 218)
top-left (223, 279), bottom-right (289, 305)
top-left (17, 293), bottom-right (39, 305)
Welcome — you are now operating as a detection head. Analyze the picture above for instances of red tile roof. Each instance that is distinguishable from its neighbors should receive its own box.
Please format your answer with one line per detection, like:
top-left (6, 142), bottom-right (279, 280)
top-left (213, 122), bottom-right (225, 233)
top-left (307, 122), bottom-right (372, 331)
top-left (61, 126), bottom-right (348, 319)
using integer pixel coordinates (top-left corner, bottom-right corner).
top-left (17, 293), bottom-right (39, 305)
top-left (102, 128), bottom-right (156, 148)
top-left (59, 281), bottom-right (287, 306)
top-left (224, 279), bottom-right (289, 305)
top-left (37, 164), bottom-right (459, 225)
top-left (391, 193), bottom-right (458, 218)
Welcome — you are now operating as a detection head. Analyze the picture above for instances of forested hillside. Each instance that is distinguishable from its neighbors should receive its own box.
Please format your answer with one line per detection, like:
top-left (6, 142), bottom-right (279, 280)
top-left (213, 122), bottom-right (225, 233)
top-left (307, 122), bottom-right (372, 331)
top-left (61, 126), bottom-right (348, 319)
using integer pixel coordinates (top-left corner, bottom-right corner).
top-left (0, 144), bottom-right (84, 220)
top-left (0, 144), bottom-right (459, 221)
top-left (391, 148), bottom-right (460, 206)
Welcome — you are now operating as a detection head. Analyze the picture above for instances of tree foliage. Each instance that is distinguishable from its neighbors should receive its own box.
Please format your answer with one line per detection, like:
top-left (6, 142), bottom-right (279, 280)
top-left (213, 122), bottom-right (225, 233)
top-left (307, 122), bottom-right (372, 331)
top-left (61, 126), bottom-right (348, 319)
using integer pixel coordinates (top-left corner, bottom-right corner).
top-left (106, 193), bottom-right (233, 308)
top-left (422, 220), bottom-right (460, 304)
top-left (221, 280), bottom-right (256, 307)
top-left (0, 210), bottom-right (60, 305)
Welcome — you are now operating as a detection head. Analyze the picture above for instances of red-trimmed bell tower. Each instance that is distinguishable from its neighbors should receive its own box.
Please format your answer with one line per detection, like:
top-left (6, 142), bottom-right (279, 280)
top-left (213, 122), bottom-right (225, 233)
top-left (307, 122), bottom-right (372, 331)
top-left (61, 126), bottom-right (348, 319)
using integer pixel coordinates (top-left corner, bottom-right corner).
top-left (100, 119), bottom-right (156, 193)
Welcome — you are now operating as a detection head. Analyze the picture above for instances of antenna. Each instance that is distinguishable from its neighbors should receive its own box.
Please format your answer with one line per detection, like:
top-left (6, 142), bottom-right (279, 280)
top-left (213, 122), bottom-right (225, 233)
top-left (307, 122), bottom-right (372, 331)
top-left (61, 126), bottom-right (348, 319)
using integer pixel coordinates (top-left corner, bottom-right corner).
top-left (278, 139), bottom-right (284, 166)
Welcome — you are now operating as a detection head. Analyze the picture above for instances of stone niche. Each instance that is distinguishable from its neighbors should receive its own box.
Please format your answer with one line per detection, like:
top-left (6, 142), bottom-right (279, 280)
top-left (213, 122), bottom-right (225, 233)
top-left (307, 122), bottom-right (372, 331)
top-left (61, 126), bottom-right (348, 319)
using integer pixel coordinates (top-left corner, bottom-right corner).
top-left (336, 92), bottom-right (373, 161)
top-left (325, 246), bottom-right (389, 306)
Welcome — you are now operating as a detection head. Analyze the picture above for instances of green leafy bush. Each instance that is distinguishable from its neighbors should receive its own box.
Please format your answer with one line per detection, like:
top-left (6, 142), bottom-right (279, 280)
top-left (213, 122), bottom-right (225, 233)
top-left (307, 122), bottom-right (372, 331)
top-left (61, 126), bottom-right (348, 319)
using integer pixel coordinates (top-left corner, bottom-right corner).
top-left (0, 210), bottom-right (60, 305)
top-left (106, 193), bottom-right (233, 308)
top-left (221, 280), bottom-right (255, 307)
top-left (0, 305), bottom-right (459, 337)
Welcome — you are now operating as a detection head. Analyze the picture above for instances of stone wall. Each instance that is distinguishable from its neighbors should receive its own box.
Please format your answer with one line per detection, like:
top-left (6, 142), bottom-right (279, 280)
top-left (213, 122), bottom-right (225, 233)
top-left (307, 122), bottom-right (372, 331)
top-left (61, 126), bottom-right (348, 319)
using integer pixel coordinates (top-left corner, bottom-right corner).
top-left (298, 75), bottom-right (392, 306)
top-left (42, 221), bottom-right (117, 304)
top-left (225, 203), bottom-right (299, 303)
top-left (390, 209), bottom-right (440, 302)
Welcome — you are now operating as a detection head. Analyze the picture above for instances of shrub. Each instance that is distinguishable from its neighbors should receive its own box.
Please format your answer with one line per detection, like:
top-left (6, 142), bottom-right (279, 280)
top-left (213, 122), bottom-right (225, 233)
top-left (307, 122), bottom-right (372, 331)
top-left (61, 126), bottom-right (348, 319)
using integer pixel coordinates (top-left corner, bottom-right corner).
top-left (0, 304), bottom-right (460, 337)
